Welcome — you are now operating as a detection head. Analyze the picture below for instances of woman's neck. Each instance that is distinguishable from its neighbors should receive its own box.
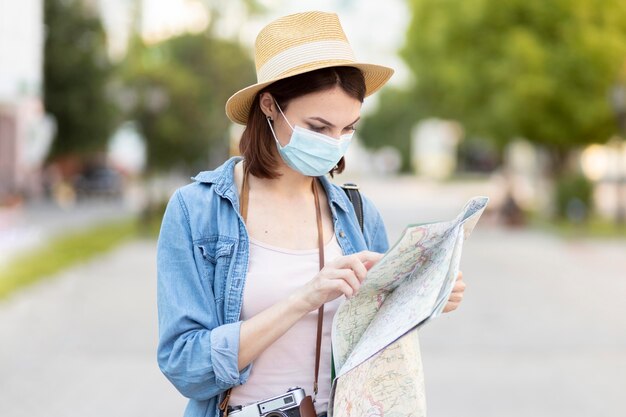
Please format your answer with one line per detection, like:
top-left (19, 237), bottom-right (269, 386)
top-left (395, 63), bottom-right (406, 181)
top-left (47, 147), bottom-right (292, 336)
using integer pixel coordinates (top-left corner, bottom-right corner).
top-left (247, 159), bottom-right (315, 198)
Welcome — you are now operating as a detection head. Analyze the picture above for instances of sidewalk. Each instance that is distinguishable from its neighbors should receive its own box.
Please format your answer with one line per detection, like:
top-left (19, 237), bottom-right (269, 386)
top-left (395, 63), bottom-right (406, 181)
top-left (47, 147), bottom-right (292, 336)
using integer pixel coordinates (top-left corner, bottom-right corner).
top-left (0, 239), bottom-right (186, 417)
top-left (419, 227), bottom-right (626, 417)
top-left (364, 177), bottom-right (626, 416)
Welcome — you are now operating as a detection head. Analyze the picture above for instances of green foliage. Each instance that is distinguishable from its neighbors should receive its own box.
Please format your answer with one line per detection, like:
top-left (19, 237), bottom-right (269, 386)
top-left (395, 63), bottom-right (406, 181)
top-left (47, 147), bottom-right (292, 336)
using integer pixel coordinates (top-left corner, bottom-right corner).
top-left (401, 0), bottom-right (626, 151)
top-left (359, 88), bottom-right (417, 171)
top-left (44, 0), bottom-right (118, 159)
top-left (123, 33), bottom-right (255, 172)
top-left (555, 173), bottom-right (593, 220)
top-left (0, 219), bottom-right (138, 300)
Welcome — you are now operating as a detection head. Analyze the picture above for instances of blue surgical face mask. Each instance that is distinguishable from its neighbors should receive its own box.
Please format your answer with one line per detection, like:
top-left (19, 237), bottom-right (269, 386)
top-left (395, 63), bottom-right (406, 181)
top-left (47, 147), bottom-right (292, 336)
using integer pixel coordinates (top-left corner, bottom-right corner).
top-left (266, 102), bottom-right (354, 177)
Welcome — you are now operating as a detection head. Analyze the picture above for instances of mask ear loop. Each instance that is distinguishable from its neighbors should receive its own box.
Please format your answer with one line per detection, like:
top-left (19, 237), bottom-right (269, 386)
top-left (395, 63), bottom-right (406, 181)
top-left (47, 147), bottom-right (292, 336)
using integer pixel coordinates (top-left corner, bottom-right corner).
top-left (266, 115), bottom-right (284, 149)
top-left (274, 99), bottom-right (295, 131)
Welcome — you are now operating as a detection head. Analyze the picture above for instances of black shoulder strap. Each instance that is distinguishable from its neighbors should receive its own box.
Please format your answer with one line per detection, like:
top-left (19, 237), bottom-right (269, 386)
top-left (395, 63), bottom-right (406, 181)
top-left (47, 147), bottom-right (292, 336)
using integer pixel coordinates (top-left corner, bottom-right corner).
top-left (334, 183), bottom-right (364, 382)
top-left (341, 183), bottom-right (364, 233)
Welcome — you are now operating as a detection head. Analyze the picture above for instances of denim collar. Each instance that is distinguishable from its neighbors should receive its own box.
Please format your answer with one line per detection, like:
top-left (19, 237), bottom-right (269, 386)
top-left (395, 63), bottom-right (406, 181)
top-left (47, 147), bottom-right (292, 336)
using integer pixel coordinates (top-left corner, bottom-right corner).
top-left (191, 156), bottom-right (350, 213)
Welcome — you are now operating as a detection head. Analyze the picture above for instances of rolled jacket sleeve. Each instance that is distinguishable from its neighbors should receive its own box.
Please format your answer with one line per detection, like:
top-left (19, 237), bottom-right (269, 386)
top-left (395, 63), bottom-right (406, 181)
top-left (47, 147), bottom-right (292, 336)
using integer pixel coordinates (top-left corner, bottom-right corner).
top-left (156, 189), bottom-right (251, 400)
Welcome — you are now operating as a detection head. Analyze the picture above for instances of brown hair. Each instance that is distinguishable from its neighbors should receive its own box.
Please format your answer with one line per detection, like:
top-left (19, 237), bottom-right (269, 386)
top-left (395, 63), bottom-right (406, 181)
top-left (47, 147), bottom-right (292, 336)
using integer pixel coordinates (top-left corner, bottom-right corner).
top-left (239, 66), bottom-right (366, 179)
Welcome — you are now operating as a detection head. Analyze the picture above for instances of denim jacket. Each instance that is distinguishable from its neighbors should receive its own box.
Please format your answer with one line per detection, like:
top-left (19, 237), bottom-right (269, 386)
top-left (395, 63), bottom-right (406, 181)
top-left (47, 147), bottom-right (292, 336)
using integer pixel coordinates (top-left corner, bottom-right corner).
top-left (156, 156), bottom-right (390, 417)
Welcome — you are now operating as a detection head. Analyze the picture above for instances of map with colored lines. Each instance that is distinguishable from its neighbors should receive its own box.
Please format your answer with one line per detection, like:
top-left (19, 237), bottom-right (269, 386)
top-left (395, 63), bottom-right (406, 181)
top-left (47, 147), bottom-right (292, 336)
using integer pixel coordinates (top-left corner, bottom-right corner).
top-left (329, 196), bottom-right (488, 417)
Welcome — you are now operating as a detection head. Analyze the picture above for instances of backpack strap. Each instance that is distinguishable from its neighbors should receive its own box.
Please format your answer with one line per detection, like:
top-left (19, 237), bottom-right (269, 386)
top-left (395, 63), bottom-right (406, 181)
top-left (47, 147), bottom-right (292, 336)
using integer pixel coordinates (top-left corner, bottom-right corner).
top-left (333, 183), bottom-right (364, 382)
top-left (341, 183), bottom-right (364, 233)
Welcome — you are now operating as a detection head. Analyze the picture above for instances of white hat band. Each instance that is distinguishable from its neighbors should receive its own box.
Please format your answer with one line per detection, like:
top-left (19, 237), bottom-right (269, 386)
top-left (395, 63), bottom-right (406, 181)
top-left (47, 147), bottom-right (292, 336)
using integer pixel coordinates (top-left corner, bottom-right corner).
top-left (257, 40), bottom-right (356, 82)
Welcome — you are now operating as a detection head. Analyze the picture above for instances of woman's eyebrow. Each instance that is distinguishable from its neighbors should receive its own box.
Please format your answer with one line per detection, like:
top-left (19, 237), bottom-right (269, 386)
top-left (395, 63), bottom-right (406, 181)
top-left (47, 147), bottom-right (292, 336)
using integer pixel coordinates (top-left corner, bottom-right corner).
top-left (308, 116), bottom-right (361, 128)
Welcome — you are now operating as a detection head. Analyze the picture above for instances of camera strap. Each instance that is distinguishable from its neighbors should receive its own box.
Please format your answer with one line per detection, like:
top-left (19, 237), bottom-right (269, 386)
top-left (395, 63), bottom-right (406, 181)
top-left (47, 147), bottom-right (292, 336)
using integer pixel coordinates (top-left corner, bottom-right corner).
top-left (219, 165), bottom-right (325, 416)
top-left (312, 175), bottom-right (325, 398)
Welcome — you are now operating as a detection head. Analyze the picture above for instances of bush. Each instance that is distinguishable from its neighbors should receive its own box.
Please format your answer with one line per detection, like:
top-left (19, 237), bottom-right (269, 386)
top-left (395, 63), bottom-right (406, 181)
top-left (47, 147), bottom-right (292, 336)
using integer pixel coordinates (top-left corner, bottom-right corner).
top-left (555, 174), bottom-right (593, 223)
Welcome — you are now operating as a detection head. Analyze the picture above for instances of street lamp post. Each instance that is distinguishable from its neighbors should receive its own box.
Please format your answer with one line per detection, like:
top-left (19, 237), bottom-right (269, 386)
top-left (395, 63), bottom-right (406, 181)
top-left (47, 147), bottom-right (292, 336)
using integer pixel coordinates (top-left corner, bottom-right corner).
top-left (610, 83), bottom-right (626, 225)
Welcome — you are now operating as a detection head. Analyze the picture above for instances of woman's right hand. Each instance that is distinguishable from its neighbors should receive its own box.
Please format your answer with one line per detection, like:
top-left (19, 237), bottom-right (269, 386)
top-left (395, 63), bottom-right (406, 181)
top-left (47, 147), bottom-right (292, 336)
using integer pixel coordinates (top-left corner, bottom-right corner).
top-left (293, 250), bottom-right (384, 313)
top-left (239, 250), bottom-right (384, 370)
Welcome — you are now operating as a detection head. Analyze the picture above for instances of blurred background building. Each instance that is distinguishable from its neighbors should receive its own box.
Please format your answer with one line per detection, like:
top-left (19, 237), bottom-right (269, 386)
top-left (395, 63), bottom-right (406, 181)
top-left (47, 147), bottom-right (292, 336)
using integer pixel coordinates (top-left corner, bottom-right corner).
top-left (0, 0), bottom-right (54, 205)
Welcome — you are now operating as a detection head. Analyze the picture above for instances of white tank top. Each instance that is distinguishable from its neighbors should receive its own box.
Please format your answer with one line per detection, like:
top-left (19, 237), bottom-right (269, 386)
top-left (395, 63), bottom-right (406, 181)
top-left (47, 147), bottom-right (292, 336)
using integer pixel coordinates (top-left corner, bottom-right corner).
top-left (229, 233), bottom-right (344, 414)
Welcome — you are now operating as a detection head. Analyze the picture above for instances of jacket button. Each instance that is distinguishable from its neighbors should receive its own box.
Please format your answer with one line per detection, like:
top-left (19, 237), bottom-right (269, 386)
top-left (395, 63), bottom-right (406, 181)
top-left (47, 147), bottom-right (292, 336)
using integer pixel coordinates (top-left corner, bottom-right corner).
top-left (339, 231), bottom-right (345, 238)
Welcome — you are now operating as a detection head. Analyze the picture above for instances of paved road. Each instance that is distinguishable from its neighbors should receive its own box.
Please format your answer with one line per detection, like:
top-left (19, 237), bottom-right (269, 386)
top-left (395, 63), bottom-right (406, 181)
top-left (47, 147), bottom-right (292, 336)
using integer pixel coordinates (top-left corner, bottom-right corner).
top-left (364, 177), bottom-right (626, 417)
top-left (0, 177), bottom-right (624, 416)
top-left (0, 238), bottom-right (186, 417)
top-left (420, 228), bottom-right (626, 417)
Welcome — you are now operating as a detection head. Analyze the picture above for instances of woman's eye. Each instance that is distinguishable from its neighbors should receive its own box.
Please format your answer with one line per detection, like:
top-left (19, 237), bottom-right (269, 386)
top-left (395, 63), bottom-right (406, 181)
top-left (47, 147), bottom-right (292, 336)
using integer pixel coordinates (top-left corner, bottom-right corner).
top-left (308, 125), bottom-right (326, 132)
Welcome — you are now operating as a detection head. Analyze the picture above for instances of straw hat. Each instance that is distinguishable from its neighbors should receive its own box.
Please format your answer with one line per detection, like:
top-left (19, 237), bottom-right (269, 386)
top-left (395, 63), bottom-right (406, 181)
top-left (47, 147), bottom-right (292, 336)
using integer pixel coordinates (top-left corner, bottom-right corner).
top-left (225, 11), bottom-right (394, 125)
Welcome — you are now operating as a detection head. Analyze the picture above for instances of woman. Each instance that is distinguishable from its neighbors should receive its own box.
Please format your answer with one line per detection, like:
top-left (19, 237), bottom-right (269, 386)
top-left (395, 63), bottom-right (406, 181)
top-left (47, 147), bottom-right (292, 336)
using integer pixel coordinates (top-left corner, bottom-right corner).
top-left (157, 11), bottom-right (466, 417)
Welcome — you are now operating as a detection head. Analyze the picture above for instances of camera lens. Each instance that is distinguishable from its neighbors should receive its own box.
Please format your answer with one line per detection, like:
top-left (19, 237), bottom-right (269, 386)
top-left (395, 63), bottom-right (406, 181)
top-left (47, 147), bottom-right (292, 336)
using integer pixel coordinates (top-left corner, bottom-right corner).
top-left (265, 412), bottom-right (287, 417)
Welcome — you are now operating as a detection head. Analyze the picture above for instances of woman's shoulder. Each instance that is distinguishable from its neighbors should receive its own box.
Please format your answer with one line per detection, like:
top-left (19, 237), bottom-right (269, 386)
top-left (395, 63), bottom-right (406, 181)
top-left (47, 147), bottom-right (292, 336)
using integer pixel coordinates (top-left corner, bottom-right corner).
top-left (324, 179), bottom-right (389, 252)
top-left (161, 157), bottom-right (243, 241)
top-left (173, 157), bottom-right (241, 204)
top-left (321, 179), bottom-right (382, 220)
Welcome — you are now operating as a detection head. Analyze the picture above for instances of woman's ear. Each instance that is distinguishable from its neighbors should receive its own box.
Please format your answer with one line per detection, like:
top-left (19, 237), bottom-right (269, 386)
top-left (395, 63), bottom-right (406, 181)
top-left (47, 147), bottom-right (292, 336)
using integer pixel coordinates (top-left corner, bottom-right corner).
top-left (259, 92), bottom-right (276, 121)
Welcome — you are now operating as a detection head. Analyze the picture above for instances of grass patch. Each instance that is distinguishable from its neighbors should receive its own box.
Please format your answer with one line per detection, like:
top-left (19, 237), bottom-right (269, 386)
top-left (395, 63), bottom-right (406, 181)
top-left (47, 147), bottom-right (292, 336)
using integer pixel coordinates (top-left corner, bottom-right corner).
top-left (138, 199), bottom-right (168, 238)
top-left (0, 218), bottom-right (140, 299)
top-left (529, 215), bottom-right (626, 239)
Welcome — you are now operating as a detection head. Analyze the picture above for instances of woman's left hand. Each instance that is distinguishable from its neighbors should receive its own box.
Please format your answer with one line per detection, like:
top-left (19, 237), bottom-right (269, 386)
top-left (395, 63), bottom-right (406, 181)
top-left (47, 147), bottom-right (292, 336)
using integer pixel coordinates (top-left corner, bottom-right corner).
top-left (443, 271), bottom-right (466, 313)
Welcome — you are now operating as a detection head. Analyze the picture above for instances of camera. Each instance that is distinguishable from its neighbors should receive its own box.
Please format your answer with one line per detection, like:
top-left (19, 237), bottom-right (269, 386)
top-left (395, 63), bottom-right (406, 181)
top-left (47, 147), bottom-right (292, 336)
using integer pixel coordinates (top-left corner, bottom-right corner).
top-left (228, 387), bottom-right (310, 417)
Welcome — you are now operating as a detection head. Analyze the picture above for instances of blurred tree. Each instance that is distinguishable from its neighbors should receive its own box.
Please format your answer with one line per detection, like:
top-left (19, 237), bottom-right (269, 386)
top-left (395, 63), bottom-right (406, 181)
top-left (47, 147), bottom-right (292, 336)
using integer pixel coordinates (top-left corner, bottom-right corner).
top-left (123, 33), bottom-right (255, 172)
top-left (359, 88), bottom-right (417, 171)
top-left (397, 0), bottom-right (626, 172)
top-left (44, 0), bottom-right (117, 160)
top-left (555, 173), bottom-right (593, 222)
